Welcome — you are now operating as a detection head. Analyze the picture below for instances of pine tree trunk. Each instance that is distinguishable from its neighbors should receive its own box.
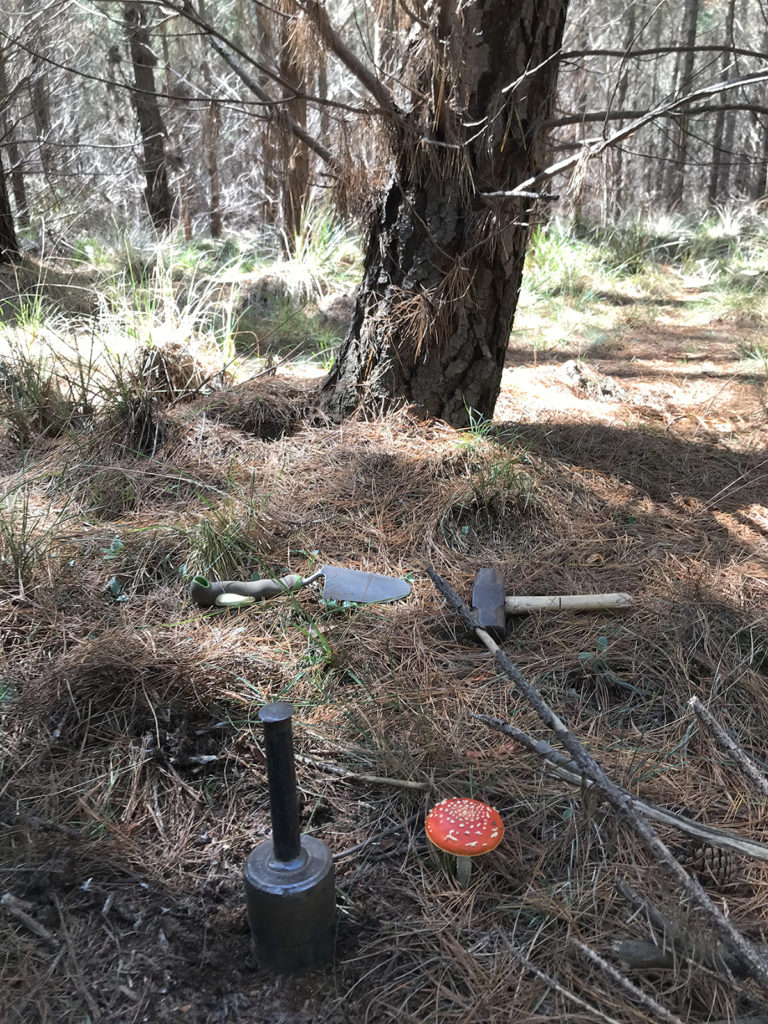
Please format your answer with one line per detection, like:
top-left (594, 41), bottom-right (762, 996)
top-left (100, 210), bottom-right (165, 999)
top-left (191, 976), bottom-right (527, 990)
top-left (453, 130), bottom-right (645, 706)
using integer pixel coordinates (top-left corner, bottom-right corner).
top-left (0, 154), bottom-right (19, 263)
top-left (205, 101), bottom-right (223, 238)
top-left (322, 0), bottom-right (568, 427)
top-left (0, 50), bottom-right (28, 227)
top-left (124, 3), bottom-right (176, 232)
top-left (610, 2), bottom-right (637, 217)
top-left (198, 0), bottom-right (222, 237)
top-left (708, 0), bottom-right (737, 206)
top-left (666, 0), bottom-right (699, 210)
top-left (279, 1), bottom-right (309, 251)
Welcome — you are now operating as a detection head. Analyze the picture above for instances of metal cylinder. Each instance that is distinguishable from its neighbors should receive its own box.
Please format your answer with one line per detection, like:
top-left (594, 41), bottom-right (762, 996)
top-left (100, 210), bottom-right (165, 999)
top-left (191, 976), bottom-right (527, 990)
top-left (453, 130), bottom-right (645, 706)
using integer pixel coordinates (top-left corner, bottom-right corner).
top-left (258, 702), bottom-right (301, 863)
top-left (244, 834), bottom-right (336, 972)
top-left (243, 701), bottom-right (336, 972)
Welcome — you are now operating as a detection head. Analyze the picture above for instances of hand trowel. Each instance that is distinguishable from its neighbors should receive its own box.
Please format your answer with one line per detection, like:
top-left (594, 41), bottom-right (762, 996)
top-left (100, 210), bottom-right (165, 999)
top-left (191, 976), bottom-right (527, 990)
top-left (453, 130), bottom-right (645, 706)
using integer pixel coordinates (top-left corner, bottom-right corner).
top-left (189, 565), bottom-right (411, 609)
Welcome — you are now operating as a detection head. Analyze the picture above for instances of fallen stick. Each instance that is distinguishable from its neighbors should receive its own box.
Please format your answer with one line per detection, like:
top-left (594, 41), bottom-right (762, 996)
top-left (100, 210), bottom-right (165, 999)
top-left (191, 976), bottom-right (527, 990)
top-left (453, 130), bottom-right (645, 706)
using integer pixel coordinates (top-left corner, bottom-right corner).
top-left (689, 696), bottom-right (768, 800)
top-left (333, 812), bottom-right (421, 862)
top-left (427, 567), bottom-right (768, 992)
top-left (503, 939), bottom-right (626, 1024)
top-left (573, 940), bottom-right (686, 1024)
top-left (294, 753), bottom-right (430, 791)
top-left (611, 939), bottom-right (675, 972)
top-left (613, 878), bottom-right (752, 983)
top-left (2, 893), bottom-right (58, 949)
top-left (474, 713), bottom-right (768, 863)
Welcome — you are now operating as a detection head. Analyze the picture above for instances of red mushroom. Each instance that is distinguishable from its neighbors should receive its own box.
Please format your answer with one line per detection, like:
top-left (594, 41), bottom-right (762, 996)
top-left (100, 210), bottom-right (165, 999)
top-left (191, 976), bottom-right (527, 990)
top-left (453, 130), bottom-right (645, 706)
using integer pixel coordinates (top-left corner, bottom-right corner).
top-left (425, 797), bottom-right (504, 886)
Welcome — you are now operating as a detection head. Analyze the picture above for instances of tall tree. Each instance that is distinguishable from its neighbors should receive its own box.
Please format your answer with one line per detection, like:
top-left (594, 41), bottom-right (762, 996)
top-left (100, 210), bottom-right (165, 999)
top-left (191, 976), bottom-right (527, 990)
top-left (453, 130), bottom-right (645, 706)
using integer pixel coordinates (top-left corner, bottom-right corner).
top-left (0, 153), bottom-right (19, 262)
top-left (124, 3), bottom-right (176, 232)
top-left (0, 43), bottom-right (29, 227)
top-left (320, 0), bottom-right (570, 426)
top-left (708, 0), bottom-right (738, 205)
top-left (665, 0), bottom-right (700, 210)
top-left (278, 0), bottom-right (310, 250)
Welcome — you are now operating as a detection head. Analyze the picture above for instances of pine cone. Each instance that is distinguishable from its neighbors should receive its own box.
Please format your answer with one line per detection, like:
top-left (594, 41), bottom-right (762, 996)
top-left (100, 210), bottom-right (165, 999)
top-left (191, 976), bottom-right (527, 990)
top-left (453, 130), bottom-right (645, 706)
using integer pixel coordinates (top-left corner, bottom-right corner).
top-left (686, 845), bottom-right (736, 887)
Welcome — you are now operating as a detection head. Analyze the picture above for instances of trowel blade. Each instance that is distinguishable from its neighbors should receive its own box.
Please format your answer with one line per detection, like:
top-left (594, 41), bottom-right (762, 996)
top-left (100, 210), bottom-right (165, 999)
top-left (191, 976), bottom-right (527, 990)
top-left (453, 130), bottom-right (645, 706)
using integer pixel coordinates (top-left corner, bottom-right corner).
top-left (320, 565), bottom-right (410, 604)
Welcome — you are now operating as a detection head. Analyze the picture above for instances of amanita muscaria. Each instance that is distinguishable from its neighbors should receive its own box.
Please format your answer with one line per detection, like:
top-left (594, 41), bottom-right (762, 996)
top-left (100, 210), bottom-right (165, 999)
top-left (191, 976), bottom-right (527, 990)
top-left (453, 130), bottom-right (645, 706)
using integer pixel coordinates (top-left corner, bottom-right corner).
top-left (425, 797), bottom-right (504, 886)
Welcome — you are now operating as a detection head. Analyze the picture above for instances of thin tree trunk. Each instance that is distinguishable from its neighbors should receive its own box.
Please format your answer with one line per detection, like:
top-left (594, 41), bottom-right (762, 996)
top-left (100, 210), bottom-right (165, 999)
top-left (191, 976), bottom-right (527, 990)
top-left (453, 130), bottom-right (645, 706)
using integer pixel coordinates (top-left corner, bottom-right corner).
top-left (124, 2), bottom-right (175, 232)
top-left (708, 0), bottom-right (737, 205)
top-left (749, 29), bottom-right (768, 200)
top-left (666, 0), bottom-right (699, 210)
top-left (611, 0), bottom-right (637, 217)
top-left (251, 6), bottom-right (281, 227)
top-left (644, 4), bottom-right (668, 202)
top-left (0, 153), bottom-right (19, 262)
top-left (718, 0), bottom-right (747, 200)
top-left (322, 0), bottom-right (569, 427)
top-left (204, 102), bottom-right (222, 238)
top-left (198, 0), bottom-right (222, 237)
top-left (278, 0), bottom-right (309, 251)
top-left (0, 48), bottom-right (28, 227)
top-left (160, 26), bottom-right (192, 240)
top-left (21, 0), bottom-right (54, 196)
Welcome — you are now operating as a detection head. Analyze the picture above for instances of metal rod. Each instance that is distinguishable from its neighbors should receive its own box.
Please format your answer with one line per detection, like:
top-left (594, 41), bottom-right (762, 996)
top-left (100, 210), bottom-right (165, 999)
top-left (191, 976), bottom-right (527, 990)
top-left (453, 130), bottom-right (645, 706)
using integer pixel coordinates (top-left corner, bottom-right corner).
top-left (259, 702), bottom-right (301, 863)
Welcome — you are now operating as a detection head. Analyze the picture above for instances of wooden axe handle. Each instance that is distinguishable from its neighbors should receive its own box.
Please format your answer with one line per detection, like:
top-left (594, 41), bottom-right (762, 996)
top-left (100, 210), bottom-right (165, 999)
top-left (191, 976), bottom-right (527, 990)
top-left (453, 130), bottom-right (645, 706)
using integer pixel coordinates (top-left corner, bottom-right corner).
top-left (504, 593), bottom-right (632, 614)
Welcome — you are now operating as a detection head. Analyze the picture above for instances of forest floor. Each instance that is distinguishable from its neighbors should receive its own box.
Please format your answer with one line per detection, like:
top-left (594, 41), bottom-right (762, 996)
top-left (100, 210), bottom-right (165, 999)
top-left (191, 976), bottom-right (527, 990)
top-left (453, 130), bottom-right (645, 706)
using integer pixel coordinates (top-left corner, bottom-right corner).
top-left (1, 253), bottom-right (767, 1024)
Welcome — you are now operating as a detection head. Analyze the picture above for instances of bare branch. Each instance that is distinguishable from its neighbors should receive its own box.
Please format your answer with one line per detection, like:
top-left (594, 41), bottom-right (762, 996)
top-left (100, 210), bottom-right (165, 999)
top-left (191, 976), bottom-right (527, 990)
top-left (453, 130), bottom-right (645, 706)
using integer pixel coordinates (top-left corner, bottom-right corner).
top-left (574, 941), bottom-right (686, 1024)
top-left (206, 37), bottom-right (339, 171)
top-left (514, 68), bottom-right (768, 196)
top-left (294, 0), bottom-right (400, 119)
top-left (503, 939), bottom-right (626, 1024)
top-left (689, 696), bottom-right (768, 799)
top-left (560, 45), bottom-right (768, 63)
top-left (473, 713), bottom-right (768, 863)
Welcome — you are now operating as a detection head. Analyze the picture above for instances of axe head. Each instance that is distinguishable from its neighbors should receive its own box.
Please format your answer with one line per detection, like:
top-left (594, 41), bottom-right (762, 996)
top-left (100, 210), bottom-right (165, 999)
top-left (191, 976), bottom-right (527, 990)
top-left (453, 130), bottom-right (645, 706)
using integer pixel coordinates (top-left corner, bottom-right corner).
top-left (471, 568), bottom-right (506, 640)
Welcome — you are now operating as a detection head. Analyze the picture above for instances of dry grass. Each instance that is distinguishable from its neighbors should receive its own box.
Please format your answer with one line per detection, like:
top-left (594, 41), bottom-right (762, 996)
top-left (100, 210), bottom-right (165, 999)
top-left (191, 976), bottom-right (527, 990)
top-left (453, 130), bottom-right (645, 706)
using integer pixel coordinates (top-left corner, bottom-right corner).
top-left (1, 302), bottom-right (768, 1024)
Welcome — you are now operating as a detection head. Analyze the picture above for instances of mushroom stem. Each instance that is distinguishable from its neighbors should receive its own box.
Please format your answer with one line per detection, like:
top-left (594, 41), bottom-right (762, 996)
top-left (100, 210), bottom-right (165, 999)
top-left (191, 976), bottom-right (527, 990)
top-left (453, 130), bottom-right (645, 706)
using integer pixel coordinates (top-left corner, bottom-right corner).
top-left (455, 855), bottom-right (472, 887)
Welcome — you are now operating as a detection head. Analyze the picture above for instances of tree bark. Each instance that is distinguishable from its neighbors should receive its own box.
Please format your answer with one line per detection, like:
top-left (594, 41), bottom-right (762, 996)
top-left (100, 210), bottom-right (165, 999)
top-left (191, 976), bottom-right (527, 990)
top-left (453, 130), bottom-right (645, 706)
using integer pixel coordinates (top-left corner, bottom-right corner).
top-left (610, 0), bottom-right (637, 217)
top-left (0, 153), bottom-right (19, 262)
top-left (278, 0), bottom-right (309, 251)
top-left (322, 0), bottom-right (569, 427)
top-left (124, 3), bottom-right (176, 232)
top-left (0, 47), bottom-right (28, 227)
top-left (708, 0), bottom-right (737, 205)
top-left (198, 0), bottom-right (222, 237)
top-left (666, 0), bottom-right (699, 210)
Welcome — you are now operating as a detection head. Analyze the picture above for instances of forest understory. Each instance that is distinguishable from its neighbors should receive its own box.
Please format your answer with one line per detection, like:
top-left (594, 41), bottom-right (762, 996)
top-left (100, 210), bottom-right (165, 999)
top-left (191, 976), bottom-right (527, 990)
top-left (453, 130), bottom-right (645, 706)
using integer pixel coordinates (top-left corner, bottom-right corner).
top-left (1, 232), bottom-right (767, 1024)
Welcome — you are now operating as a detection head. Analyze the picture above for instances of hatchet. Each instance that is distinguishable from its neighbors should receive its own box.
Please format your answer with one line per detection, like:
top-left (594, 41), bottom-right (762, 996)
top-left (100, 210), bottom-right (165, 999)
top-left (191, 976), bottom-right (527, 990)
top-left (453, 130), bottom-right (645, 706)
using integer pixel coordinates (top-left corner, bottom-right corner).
top-left (471, 568), bottom-right (631, 640)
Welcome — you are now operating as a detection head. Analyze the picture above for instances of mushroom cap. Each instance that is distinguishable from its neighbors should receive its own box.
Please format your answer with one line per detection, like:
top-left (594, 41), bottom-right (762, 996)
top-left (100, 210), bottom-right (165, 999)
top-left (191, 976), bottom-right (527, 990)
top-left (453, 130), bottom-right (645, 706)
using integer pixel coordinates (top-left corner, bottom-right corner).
top-left (425, 797), bottom-right (504, 857)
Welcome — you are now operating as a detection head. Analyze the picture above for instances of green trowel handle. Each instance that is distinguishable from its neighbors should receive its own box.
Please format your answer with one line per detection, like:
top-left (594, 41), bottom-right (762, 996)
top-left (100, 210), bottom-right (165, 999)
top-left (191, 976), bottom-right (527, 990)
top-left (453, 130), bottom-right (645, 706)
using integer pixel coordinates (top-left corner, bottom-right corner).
top-left (189, 574), bottom-right (304, 608)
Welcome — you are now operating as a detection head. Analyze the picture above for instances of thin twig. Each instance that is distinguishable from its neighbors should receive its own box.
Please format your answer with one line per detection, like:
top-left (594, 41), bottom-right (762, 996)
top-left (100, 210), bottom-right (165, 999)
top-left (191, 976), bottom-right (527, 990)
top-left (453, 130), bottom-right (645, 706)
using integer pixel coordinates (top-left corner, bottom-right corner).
top-left (333, 812), bottom-right (421, 862)
top-left (427, 567), bottom-right (768, 991)
top-left (2, 893), bottom-right (59, 949)
top-left (689, 696), bottom-right (768, 799)
top-left (573, 940), bottom-right (686, 1024)
top-left (295, 753), bottom-right (430, 791)
top-left (613, 878), bottom-right (747, 984)
top-left (503, 939), bottom-right (625, 1024)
